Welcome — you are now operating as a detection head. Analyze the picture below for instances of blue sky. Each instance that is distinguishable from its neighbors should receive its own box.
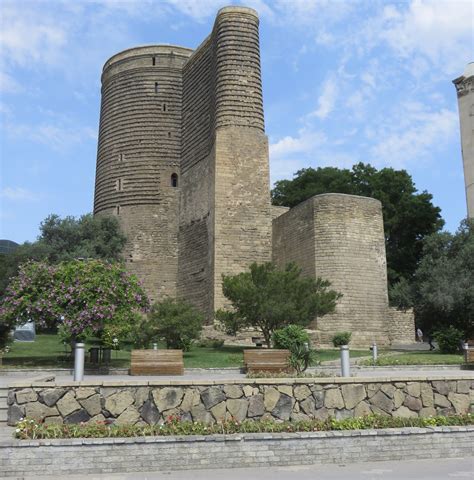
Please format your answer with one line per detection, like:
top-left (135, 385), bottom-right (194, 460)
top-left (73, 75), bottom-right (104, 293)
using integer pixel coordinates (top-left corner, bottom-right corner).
top-left (1, 0), bottom-right (472, 243)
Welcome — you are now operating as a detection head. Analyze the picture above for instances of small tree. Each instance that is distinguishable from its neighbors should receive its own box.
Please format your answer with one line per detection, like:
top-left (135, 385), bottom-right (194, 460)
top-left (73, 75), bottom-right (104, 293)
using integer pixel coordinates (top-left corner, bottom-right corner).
top-left (0, 259), bottom-right (148, 344)
top-left (140, 298), bottom-right (204, 351)
top-left (216, 262), bottom-right (341, 347)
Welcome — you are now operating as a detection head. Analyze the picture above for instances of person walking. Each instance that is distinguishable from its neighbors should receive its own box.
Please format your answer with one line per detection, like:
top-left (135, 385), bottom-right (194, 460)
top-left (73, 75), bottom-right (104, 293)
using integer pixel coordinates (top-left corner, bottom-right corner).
top-left (416, 327), bottom-right (423, 343)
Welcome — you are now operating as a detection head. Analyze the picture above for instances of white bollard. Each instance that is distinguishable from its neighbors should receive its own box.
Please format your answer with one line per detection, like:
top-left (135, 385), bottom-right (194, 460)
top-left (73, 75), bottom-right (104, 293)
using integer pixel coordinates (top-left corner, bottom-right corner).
top-left (372, 342), bottom-right (378, 365)
top-left (153, 343), bottom-right (158, 350)
top-left (74, 343), bottom-right (85, 381)
top-left (340, 345), bottom-right (350, 377)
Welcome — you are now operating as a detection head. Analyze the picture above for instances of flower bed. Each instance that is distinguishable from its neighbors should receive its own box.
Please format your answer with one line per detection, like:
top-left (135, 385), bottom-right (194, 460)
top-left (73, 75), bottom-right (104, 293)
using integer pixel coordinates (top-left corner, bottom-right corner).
top-left (14, 413), bottom-right (473, 440)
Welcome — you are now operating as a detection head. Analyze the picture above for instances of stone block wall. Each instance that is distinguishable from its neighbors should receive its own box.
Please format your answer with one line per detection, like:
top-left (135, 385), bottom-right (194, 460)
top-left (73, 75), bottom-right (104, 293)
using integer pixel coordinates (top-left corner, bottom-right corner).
top-left (8, 377), bottom-right (473, 426)
top-left (388, 308), bottom-right (416, 344)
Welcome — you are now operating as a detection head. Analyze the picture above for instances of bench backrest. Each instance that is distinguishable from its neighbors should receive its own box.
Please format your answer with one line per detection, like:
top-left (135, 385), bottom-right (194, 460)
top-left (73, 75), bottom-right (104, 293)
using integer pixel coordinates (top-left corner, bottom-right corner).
top-left (130, 349), bottom-right (184, 375)
top-left (243, 349), bottom-right (290, 365)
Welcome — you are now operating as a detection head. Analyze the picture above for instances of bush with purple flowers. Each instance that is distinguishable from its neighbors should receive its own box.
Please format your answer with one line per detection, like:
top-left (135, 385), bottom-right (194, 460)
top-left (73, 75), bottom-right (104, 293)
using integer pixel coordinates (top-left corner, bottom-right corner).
top-left (0, 259), bottom-right (149, 343)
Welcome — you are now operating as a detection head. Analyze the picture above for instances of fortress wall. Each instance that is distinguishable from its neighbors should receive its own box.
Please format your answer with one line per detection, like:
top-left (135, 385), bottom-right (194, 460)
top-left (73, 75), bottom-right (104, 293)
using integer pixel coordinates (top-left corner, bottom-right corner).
top-left (272, 194), bottom-right (390, 348)
top-left (272, 200), bottom-right (316, 279)
top-left (94, 46), bottom-right (190, 302)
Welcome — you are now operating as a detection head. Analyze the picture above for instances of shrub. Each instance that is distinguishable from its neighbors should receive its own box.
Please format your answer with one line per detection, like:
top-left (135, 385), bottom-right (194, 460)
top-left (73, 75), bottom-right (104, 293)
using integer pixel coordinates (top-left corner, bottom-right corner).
top-left (143, 298), bottom-right (204, 351)
top-left (434, 326), bottom-right (465, 354)
top-left (196, 338), bottom-right (225, 348)
top-left (272, 324), bottom-right (317, 374)
top-left (332, 331), bottom-right (352, 347)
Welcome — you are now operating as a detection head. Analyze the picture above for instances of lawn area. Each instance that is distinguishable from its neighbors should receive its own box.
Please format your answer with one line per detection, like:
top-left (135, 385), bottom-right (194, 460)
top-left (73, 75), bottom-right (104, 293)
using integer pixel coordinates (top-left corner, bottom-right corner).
top-left (2, 334), bottom-right (371, 369)
top-left (360, 351), bottom-right (464, 366)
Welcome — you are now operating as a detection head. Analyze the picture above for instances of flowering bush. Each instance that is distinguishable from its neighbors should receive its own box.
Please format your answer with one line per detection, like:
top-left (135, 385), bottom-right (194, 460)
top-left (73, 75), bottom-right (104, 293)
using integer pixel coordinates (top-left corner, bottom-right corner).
top-left (13, 413), bottom-right (473, 440)
top-left (0, 259), bottom-right (149, 343)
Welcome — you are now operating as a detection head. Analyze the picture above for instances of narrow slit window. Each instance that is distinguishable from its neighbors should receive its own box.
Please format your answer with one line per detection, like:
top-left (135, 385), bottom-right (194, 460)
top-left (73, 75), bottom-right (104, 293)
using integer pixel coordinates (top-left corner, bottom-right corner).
top-left (152, 57), bottom-right (156, 66)
top-left (118, 153), bottom-right (124, 162)
top-left (116, 205), bottom-right (120, 216)
top-left (171, 173), bottom-right (178, 188)
top-left (155, 82), bottom-right (159, 93)
top-left (163, 103), bottom-right (167, 112)
top-left (115, 178), bottom-right (123, 191)
top-left (168, 132), bottom-right (171, 138)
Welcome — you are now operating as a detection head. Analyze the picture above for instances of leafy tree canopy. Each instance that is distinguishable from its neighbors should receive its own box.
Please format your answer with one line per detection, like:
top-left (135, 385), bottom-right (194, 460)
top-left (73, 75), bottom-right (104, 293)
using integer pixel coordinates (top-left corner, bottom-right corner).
top-left (0, 259), bottom-right (148, 344)
top-left (216, 262), bottom-right (342, 347)
top-left (0, 213), bottom-right (126, 298)
top-left (272, 163), bottom-right (444, 285)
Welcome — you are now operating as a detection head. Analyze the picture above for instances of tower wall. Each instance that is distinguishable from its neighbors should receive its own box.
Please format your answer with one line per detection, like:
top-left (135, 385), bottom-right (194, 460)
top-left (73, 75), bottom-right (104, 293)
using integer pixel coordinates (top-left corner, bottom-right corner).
top-left (94, 46), bottom-right (192, 302)
top-left (453, 65), bottom-right (474, 219)
top-left (273, 194), bottom-right (392, 347)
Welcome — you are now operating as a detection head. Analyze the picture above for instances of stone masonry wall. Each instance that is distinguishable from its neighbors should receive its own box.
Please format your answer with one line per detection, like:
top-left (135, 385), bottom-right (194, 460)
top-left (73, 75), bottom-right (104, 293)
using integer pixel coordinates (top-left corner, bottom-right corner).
top-left (8, 377), bottom-right (473, 426)
top-left (388, 308), bottom-right (416, 344)
top-left (273, 194), bottom-right (393, 348)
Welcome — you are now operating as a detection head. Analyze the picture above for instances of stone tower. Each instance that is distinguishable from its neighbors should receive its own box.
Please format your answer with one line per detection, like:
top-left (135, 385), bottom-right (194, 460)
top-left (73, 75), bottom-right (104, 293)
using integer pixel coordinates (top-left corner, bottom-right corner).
top-left (453, 62), bottom-right (474, 219)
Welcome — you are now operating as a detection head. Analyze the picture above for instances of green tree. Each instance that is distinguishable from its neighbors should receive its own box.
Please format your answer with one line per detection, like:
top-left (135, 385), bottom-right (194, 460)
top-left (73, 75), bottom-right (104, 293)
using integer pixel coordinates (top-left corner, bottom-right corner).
top-left (0, 259), bottom-right (148, 344)
top-left (216, 262), bottom-right (341, 347)
top-left (0, 213), bottom-right (126, 299)
top-left (272, 163), bottom-right (444, 286)
top-left (402, 219), bottom-right (474, 338)
top-left (138, 298), bottom-right (204, 350)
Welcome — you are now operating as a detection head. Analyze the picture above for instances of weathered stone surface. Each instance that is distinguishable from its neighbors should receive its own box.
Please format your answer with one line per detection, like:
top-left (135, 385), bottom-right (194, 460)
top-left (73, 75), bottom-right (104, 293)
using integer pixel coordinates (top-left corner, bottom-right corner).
top-left (291, 412), bottom-right (311, 422)
top-left (180, 389), bottom-right (200, 412)
top-left (75, 387), bottom-right (96, 400)
top-left (457, 380), bottom-right (470, 394)
top-left (105, 391), bottom-right (135, 417)
top-left (294, 385), bottom-right (311, 401)
top-left (313, 407), bottom-right (330, 420)
top-left (366, 383), bottom-right (380, 399)
top-left (223, 385), bottom-right (243, 399)
top-left (152, 388), bottom-right (184, 412)
top-left (89, 414), bottom-right (106, 423)
top-left (334, 409), bottom-right (353, 420)
top-left (116, 406), bottom-right (140, 425)
top-left (243, 385), bottom-right (255, 397)
top-left (393, 389), bottom-right (404, 409)
top-left (141, 400), bottom-right (160, 425)
top-left (101, 387), bottom-right (118, 398)
top-left (369, 391), bottom-right (394, 413)
top-left (403, 395), bottom-right (422, 411)
top-left (313, 390), bottom-right (324, 409)
top-left (342, 384), bottom-right (366, 409)
top-left (191, 404), bottom-right (214, 424)
top-left (419, 407), bottom-right (437, 417)
top-left (44, 416), bottom-right (63, 425)
top-left (324, 389), bottom-right (344, 409)
top-left (227, 399), bottom-right (248, 421)
top-left (64, 409), bottom-right (91, 424)
top-left (40, 388), bottom-right (66, 407)
top-left (420, 384), bottom-right (434, 407)
top-left (278, 386), bottom-right (293, 397)
top-left (134, 387), bottom-right (150, 408)
top-left (381, 384), bottom-right (396, 399)
top-left (300, 397), bottom-right (316, 416)
top-left (432, 381), bottom-right (453, 396)
top-left (201, 387), bottom-right (225, 409)
top-left (248, 395), bottom-right (264, 417)
top-left (8, 405), bottom-right (24, 425)
top-left (447, 392), bottom-right (470, 414)
top-left (16, 389), bottom-right (38, 404)
top-left (434, 393), bottom-right (451, 408)
top-left (272, 394), bottom-right (293, 421)
top-left (57, 391), bottom-right (81, 417)
top-left (393, 406), bottom-right (417, 418)
top-left (406, 383), bottom-right (421, 398)
top-left (210, 401), bottom-right (226, 422)
top-left (264, 387), bottom-right (280, 411)
top-left (80, 394), bottom-right (102, 417)
top-left (354, 401), bottom-right (372, 417)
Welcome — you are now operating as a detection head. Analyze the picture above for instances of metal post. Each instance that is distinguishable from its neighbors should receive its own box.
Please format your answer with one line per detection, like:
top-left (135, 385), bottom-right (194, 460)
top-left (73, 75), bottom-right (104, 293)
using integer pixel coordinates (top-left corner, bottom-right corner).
top-left (340, 345), bottom-right (350, 377)
top-left (153, 343), bottom-right (158, 350)
top-left (372, 342), bottom-right (378, 365)
top-left (464, 342), bottom-right (469, 363)
top-left (74, 343), bottom-right (85, 381)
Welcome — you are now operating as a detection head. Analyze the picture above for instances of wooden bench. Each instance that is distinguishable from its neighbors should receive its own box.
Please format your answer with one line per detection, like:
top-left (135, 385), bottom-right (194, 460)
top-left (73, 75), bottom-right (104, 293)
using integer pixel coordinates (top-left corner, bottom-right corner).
top-left (130, 349), bottom-right (184, 375)
top-left (243, 349), bottom-right (291, 374)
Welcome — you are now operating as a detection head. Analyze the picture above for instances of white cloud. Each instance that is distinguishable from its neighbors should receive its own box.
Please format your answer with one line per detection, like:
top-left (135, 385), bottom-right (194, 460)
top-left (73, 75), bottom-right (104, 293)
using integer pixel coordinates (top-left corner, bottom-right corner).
top-left (309, 78), bottom-right (338, 119)
top-left (270, 129), bottom-right (326, 159)
top-left (0, 187), bottom-right (40, 202)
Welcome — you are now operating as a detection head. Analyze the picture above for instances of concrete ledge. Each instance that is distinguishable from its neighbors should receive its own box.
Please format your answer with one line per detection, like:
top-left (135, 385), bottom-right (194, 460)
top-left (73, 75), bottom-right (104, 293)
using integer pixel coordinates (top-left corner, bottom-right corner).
top-left (1, 427), bottom-right (472, 477)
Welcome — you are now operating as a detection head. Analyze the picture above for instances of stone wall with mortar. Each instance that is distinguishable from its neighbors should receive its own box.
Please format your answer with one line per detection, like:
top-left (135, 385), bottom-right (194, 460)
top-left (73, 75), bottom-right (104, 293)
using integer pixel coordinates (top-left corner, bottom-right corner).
top-left (8, 377), bottom-right (473, 426)
top-left (272, 194), bottom-right (407, 347)
top-left (2, 428), bottom-right (473, 477)
top-left (388, 308), bottom-right (416, 344)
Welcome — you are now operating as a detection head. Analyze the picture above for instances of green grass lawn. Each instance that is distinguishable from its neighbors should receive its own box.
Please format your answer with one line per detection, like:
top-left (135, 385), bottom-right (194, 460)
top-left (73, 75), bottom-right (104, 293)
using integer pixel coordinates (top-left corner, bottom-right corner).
top-left (360, 351), bottom-right (464, 366)
top-left (2, 334), bottom-right (371, 369)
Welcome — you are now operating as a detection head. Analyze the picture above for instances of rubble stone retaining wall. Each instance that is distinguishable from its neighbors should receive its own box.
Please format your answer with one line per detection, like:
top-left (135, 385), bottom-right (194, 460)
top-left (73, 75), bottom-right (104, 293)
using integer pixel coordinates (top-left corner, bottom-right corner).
top-left (8, 377), bottom-right (474, 426)
top-left (1, 427), bottom-right (473, 477)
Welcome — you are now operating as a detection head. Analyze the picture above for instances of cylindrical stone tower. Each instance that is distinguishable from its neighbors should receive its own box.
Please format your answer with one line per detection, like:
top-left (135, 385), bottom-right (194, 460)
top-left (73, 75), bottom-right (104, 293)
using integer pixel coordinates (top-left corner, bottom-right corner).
top-left (453, 62), bottom-right (474, 219)
top-left (94, 45), bottom-right (192, 302)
